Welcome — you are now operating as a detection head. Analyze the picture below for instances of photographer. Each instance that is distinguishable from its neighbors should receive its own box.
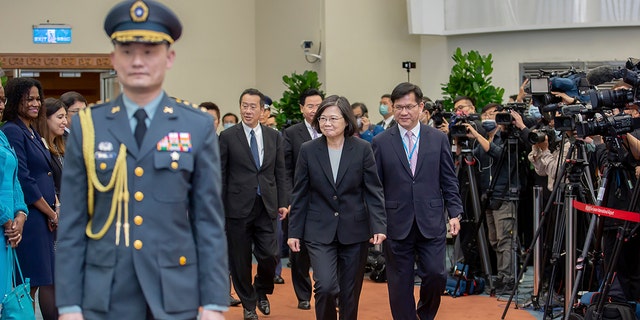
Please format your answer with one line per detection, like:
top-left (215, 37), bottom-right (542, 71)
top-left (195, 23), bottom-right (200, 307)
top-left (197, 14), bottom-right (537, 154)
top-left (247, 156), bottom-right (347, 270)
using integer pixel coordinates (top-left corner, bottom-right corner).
top-left (421, 97), bottom-right (449, 135)
top-left (460, 103), bottom-right (525, 292)
top-left (352, 102), bottom-right (384, 142)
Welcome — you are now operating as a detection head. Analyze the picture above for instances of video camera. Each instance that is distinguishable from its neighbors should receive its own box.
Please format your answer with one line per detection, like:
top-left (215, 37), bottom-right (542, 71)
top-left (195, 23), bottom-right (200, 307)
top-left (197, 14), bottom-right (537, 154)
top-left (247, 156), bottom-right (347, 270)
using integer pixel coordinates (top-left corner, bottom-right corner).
top-left (588, 68), bottom-right (640, 110)
top-left (527, 67), bottom-right (589, 109)
top-left (450, 113), bottom-right (481, 138)
top-left (495, 103), bottom-right (529, 126)
top-left (576, 114), bottom-right (640, 138)
top-left (428, 100), bottom-right (453, 127)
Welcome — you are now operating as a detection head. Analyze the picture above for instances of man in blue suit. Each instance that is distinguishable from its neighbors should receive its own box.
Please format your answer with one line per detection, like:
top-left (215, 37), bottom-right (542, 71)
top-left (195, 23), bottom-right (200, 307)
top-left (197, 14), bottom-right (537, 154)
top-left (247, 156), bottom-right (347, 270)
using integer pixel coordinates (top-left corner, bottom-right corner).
top-left (372, 82), bottom-right (463, 320)
top-left (55, 1), bottom-right (228, 319)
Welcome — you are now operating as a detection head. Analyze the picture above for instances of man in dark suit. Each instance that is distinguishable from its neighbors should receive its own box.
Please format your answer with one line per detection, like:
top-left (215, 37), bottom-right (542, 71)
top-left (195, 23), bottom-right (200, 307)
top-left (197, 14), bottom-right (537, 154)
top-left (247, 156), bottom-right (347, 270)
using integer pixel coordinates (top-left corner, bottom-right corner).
top-left (56, 1), bottom-right (228, 319)
top-left (372, 82), bottom-right (463, 320)
top-left (376, 94), bottom-right (397, 130)
top-left (219, 88), bottom-right (289, 320)
top-left (282, 88), bottom-right (324, 310)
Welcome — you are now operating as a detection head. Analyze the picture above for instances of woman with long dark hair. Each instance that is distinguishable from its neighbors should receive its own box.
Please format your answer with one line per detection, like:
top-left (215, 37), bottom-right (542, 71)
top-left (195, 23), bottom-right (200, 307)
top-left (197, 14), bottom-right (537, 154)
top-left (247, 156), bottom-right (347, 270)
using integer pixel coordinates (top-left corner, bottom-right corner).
top-left (1, 77), bottom-right (58, 320)
top-left (36, 98), bottom-right (67, 198)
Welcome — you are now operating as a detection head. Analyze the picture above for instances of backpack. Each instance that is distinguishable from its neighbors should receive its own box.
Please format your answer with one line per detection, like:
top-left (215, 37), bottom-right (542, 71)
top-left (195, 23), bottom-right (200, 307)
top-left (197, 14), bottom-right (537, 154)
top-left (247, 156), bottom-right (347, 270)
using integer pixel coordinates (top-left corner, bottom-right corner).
top-left (584, 302), bottom-right (637, 320)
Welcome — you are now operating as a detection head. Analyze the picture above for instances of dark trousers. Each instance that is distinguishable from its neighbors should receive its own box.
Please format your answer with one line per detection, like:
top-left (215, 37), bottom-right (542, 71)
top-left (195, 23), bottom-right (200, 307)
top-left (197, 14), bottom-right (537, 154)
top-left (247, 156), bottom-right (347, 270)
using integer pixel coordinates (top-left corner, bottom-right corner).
top-left (290, 241), bottom-right (312, 302)
top-left (385, 222), bottom-right (447, 320)
top-left (226, 196), bottom-right (278, 311)
top-left (306, 240), bottom-right (369, 320)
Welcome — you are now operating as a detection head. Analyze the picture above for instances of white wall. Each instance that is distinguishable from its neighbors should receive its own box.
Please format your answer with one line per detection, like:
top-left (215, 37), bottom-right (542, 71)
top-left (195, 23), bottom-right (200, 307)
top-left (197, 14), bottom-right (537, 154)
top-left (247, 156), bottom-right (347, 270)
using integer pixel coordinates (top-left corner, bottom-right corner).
top-left (255, 0), bottom-right (324, 106)
top-left (324, 0), bottom-right (422, 123)
top-left (421, 27), bottom-right (640, 104)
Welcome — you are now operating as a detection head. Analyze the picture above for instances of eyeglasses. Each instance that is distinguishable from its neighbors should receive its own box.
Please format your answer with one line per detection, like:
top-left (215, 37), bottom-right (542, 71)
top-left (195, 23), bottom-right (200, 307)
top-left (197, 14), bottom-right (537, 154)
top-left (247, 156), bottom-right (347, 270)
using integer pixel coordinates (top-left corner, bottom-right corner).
top-left (394, 104), bottom-right (418, 112)
top-left (241, 103), bottom-right (259, 110)
top-left (318, 116), bottom-right (343, 123)
top-left (0, 96), bottom-right (6, 104)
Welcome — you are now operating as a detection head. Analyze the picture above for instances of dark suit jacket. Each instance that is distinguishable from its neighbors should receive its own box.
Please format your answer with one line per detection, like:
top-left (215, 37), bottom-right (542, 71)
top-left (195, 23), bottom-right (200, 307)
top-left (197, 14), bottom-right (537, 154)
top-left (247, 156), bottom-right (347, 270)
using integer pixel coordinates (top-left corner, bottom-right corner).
top-left (377, 118), bottom-right (397, 130)
top-left (1, 120), bottom-right (56, 206)
top-left (282, 122), bottom-right (312, 187)
top-left (56, 94), bottom-right (228, 319)
top-left (219, 123), bottom-right (289, 218)
top-left (372, 124), bottom-right (463, 240)
top-left (289, 136), bottom-right (386, 245)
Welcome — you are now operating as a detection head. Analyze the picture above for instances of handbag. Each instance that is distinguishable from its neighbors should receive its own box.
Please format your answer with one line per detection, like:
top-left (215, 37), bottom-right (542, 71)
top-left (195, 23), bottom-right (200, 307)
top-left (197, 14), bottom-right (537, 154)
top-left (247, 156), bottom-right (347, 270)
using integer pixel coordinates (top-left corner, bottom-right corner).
top-left (1, 246), bottom-right (35, 319)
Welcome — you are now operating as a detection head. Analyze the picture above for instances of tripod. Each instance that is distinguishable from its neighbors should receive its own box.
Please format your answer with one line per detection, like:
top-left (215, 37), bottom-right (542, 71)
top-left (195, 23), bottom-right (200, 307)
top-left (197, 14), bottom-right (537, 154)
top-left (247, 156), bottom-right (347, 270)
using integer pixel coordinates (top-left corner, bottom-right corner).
top-left (456, 128), bottom-right (523, 299)
top-left (578, 136), bottom-right (640, 319)
top-left (502, 136), bottom-right (597, 320)
top-left (454, 139), bottom-right (494, 292)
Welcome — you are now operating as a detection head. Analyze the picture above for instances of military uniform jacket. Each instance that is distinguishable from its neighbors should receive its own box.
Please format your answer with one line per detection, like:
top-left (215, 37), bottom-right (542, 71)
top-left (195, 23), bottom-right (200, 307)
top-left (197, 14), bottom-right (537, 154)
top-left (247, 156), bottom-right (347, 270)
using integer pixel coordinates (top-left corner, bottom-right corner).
top-left (55, 94), bottom-right (228, 319)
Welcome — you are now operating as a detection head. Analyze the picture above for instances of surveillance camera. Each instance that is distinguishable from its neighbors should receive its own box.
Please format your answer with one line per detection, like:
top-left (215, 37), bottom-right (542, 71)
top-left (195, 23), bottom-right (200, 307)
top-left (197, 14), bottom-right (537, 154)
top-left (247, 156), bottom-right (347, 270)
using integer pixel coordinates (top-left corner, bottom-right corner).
top-left (301, 40), bottom-right (313, 50)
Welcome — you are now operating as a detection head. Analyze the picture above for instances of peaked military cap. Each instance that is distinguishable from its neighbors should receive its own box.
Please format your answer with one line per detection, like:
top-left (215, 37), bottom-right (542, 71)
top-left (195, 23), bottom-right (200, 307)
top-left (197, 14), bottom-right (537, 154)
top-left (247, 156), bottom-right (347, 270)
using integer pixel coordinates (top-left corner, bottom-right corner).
top-left (104, 0), bottom-right (182, 44)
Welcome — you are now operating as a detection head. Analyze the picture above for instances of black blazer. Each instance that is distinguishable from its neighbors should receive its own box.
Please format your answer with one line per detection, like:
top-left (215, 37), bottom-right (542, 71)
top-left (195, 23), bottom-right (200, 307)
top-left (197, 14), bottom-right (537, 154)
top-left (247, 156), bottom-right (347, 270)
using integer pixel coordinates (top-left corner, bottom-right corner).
top-left (282, 122), bottom-right (313, 188)
top-left (289, 136), bottom-right (386, 245)
top-left (219, 123), bottom-right (289, 219)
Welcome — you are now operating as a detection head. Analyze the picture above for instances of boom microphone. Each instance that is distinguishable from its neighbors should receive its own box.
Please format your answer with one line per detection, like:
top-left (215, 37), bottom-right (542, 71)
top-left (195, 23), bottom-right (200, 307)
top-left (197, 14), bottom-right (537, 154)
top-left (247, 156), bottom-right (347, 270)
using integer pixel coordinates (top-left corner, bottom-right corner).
top-left (586, 66), bottom-right (622, 86)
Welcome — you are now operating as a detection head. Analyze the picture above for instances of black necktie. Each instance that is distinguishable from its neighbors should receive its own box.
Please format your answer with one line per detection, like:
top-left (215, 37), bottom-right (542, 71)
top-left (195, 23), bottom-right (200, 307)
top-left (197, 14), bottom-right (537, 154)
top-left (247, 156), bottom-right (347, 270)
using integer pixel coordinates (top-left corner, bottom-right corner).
top-left (134, 109), bottom-right (147, 147)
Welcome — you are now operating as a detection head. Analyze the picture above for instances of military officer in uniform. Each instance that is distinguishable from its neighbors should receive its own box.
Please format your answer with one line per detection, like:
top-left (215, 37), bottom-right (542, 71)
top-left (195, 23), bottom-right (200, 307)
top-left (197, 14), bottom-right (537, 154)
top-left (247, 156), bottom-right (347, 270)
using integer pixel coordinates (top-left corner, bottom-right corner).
top-left (55, 1), bottom-right (228, 319)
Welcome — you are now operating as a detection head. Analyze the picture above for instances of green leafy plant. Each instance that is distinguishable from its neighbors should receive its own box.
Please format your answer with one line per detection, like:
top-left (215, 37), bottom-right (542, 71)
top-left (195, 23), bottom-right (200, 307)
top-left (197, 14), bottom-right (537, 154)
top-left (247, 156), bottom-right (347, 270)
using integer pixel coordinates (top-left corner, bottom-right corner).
top-left (272, 70), bottom-right (324, 129)
top-left (440, 48), bottom-right (504, 111)
top-left (0, 62), bottom-right (6, 87)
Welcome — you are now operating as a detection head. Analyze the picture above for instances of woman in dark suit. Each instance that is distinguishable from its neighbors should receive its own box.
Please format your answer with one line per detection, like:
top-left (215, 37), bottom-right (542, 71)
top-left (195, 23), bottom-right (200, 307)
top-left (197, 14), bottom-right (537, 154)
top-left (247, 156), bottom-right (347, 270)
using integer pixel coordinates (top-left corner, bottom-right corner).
top-left (1, 77), bottom-right (58, 320)
top-left (288, 95), bottom-right (386, 320)
top-left (36, 98), bottom-right (67, 198)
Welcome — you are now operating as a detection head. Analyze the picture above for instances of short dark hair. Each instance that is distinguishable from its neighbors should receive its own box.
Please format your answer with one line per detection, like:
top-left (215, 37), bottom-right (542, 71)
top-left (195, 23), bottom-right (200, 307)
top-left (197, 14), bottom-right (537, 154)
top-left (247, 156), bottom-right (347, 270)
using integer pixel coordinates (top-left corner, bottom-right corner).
top-left (481, 103), bottom-right (500, 114)
top-left (453, 95), bottom-right (475, 106)
top-left (312, 95), bottom-right (357, 137)
top-left (199, 101), bottom-right (220, 119)
top-left (2, 77), bottom-right (44, 122)
top-left (60, 91), bottom-right (87, 108)
top-left (299, 88), bottom-right (324, 106)
top-left (381, 94), bottom-right (391, 100)
top-left (222, 112), bottom-right (239, 124)
top-left (239, 88), bottom-right (265, 107)
top-left (351, 102), bottom-right (368, 116)
top-left (390, 82), bottom-right (423, 104)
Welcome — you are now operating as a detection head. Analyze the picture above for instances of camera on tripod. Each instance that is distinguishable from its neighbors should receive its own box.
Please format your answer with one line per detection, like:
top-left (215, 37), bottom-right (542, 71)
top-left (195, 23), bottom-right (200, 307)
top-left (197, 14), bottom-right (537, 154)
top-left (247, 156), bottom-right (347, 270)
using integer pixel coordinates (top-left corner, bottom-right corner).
top-left (527, 126), bottom-right (557, 144)
top-left (450, 113), bottom-right (481, 138)
top-left (588, 68), bottom-right (640, 110)
top-left (576, 114), bottom-right (640, 138)
top-left (495, 103), bottom-right (529, 126)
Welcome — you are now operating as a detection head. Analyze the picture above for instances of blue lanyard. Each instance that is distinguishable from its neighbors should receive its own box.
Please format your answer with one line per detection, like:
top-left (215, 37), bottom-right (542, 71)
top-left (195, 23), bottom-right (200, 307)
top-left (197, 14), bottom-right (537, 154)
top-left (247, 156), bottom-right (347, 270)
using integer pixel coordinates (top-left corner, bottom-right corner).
top-left (401, 130), bottom-right (420, 164)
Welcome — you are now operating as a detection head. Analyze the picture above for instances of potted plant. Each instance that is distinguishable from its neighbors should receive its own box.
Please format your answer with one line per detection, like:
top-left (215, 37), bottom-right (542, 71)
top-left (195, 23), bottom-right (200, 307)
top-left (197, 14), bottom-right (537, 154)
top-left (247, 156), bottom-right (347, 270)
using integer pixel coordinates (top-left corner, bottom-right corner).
top-left (272, 70), bottom-right (324, 129)
top-left (440, 48), bottom-right (504, 111)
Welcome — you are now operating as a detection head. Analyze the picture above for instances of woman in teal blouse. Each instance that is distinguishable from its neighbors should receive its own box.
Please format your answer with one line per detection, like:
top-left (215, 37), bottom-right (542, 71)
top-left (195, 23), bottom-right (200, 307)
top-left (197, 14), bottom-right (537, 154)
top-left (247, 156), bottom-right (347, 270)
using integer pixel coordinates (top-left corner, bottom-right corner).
top-left (0, 129), bottom-right (28, 299)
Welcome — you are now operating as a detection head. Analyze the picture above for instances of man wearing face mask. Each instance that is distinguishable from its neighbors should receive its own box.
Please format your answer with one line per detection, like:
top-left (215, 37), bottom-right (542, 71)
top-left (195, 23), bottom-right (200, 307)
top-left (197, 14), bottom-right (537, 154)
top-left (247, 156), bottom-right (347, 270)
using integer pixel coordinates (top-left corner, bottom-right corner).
top-left (376, 94), bottom-right (396, 130)
top-left (222, 113), bottom-right (239, 130)
top-left (352, 102), bottom-right (384, 142)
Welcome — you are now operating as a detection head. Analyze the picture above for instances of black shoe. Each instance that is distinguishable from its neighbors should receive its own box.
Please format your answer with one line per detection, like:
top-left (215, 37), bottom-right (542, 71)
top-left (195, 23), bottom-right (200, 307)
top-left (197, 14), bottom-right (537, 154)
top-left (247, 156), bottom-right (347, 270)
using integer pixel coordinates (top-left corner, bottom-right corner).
top-left (243, 308), bottom-right (259, 320)
top-left (298, 300), bottom-right (311, 310)
top-left (257, 296), bottom-right (271, 315)
top-left (229, 294), bottom-right (241, 307)
top-left (273, 275), bottom-right (285, 284)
